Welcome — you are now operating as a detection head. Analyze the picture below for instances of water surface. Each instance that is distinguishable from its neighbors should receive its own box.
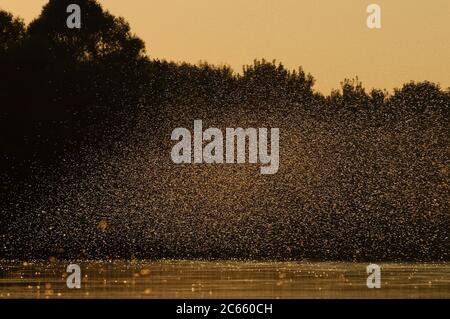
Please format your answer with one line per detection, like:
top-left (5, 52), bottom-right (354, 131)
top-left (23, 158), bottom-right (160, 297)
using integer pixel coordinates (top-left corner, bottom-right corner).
top-left (1, 260), bottom-right (448, 298)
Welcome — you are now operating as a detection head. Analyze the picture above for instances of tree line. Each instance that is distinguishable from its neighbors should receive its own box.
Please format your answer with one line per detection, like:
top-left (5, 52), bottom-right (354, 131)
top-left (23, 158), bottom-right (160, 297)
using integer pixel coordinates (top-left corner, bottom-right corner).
top-left (0, 0), bottom-right (448, 260)
top-left (1, 1), bottom-right (448, 177)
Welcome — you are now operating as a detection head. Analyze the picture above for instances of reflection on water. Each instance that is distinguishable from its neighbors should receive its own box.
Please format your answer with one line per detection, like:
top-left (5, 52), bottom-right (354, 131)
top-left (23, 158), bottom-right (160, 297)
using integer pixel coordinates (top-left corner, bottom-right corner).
top-left (0, 260), bottom-right (449, 298)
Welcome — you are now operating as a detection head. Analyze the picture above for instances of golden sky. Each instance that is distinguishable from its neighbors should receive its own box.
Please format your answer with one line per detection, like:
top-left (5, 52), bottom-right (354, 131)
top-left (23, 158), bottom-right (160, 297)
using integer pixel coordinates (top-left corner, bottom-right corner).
top-left (1, 0), bottom-right (449, 93)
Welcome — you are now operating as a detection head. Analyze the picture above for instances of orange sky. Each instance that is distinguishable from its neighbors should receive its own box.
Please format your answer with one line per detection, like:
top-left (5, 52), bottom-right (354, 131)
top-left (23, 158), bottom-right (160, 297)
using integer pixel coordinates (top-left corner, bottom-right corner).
top-left (1, 0), bottom-right (449, 93)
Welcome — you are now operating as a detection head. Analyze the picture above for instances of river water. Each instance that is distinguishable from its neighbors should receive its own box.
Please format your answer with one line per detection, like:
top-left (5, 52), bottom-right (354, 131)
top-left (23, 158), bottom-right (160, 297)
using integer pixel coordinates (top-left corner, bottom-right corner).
top-left (0, 260), bottom-right (448, 298)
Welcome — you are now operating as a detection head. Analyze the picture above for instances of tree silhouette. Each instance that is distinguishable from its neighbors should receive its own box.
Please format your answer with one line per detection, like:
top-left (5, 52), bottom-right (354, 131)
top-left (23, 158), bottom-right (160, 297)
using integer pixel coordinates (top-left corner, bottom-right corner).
top-left (328, 77), bottom-right (369, 111)
top-left (0, 11), bottom-right (26, 173)
top-left (389, 81), bottom-right (449, 115)
top-left (1, 1), bottom-right (152, 172)
top-left (24, 0), bottom-right (150, 112)
top-left (0, 11), bottom-right (25, 54)
top-left (1, 1), bottom-right (449, 261)
top-left (239, 59), bottom-right (315, 107)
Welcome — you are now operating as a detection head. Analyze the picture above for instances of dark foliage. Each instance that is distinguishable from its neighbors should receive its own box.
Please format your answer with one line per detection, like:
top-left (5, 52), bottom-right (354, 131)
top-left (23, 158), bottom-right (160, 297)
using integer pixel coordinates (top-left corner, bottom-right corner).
top-left (0, 1), bottom-right (449, 261)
